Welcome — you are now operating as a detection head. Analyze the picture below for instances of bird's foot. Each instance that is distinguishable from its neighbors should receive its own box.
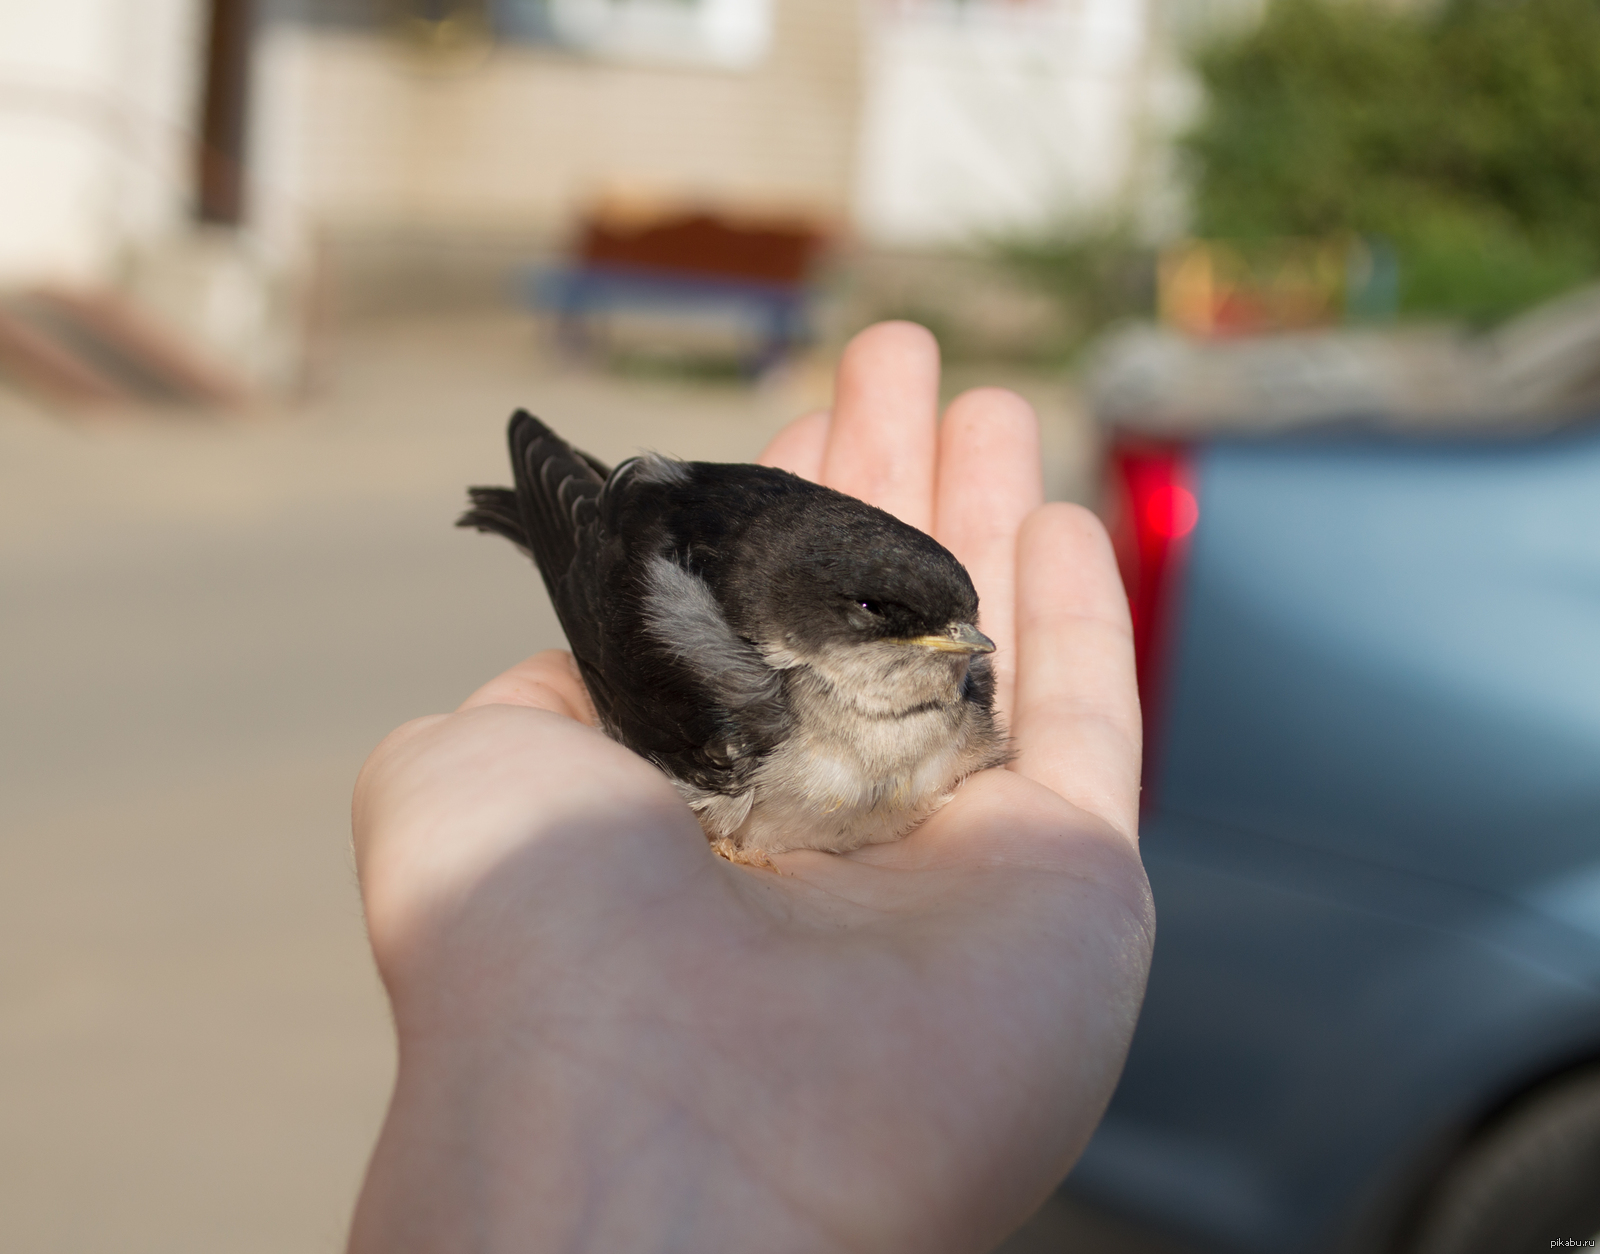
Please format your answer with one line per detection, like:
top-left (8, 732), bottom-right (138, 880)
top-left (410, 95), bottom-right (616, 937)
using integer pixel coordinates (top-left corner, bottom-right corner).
top-left (709, 838), bottom-right (779, 872)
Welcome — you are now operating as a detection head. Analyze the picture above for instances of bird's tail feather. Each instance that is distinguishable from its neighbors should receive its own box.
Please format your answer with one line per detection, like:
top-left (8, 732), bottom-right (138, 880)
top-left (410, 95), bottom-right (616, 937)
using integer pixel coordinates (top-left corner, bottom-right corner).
top-left (459, 410), bottom-right (611, 610)
top-left (457, 486), bottom-right (528, 550)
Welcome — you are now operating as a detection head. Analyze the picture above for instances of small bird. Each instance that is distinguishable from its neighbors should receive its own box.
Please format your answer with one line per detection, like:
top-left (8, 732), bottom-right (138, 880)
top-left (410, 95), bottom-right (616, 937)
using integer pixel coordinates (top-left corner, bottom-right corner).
top-left (459, 411), bottom-right (1009, 859)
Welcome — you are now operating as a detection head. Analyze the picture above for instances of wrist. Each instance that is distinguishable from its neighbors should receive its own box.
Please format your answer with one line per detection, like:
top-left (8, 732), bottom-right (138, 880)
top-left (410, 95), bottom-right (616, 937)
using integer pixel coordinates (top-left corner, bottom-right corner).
top-left (350, 972), bottom-right (835, 1254)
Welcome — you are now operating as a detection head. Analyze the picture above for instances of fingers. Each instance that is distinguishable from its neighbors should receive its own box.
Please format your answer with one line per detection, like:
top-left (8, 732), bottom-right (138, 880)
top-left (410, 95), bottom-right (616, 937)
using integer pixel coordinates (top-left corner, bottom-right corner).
top-left (821, 322), bottom-right (940, 532)
top-left (933, 388), bottom-right (1044, 721)
top-left (757, 409), bottom-right (830, 482)
top-left (458, 650), bottom-right (600, 726)
top-left (1009, 504), bottom-right (1142, 845)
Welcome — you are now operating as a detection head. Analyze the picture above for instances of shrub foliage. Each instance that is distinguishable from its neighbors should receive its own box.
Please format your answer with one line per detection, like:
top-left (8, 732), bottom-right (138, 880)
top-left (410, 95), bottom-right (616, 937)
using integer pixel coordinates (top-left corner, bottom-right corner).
top-left (1186, 0), bottom-right (1600, 321)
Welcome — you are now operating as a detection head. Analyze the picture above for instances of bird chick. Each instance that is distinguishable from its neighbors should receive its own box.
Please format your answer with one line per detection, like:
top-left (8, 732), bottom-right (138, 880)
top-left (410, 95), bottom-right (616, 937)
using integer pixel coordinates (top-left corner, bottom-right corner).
top-left (459, 411), bottom-right (1009, 857)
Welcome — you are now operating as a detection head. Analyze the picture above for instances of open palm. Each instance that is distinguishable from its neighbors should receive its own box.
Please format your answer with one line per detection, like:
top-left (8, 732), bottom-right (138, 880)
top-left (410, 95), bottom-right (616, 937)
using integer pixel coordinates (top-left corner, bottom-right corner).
top-left (348, 322), bottom-right (1153, 1254)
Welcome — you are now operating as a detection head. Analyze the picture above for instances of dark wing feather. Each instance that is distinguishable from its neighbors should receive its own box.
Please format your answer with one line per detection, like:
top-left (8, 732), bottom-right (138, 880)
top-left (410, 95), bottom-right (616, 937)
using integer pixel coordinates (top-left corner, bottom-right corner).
top-left (577, 462), bottom-right (803, 797)
top-left (508, 409), bottom-right (609, 602)
top-left (458, 412), bottom-right (788, 799)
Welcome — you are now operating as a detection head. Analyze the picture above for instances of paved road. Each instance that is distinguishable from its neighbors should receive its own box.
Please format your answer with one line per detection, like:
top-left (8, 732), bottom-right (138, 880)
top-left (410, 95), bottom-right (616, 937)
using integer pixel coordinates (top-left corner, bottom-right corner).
top-left (0, 314), bottom-right (1187, 1252)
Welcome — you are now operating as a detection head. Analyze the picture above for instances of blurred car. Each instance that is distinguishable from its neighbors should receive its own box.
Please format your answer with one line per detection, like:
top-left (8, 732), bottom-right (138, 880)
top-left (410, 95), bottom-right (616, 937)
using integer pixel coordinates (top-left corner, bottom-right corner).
top-left (1062, 294), bottom-right (1600, 1254)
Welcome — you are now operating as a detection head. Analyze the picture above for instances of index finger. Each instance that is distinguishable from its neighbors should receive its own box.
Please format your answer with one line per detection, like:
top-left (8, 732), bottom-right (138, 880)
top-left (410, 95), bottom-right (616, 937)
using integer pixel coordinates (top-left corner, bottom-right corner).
top-left (458, 649), bottom-right (600, 726)
top-left (758, 408), bottom-right (830, 482)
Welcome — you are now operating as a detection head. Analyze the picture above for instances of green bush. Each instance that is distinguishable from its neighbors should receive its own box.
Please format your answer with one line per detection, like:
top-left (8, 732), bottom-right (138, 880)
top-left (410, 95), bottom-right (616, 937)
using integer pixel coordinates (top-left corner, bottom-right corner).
top-left (1186, 0), bottom-right (1600, 323)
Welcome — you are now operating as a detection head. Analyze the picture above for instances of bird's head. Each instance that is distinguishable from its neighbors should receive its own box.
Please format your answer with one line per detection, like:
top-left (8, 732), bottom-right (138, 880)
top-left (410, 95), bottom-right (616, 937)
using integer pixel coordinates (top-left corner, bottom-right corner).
top-left (733, 498), bottom-right (994, 711)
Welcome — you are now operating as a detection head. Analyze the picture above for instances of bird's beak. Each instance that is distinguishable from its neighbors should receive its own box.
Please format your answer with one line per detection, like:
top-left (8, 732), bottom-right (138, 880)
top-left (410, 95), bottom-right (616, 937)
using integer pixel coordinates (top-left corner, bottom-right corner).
top-left (897, 623), bottom-right (996, 655)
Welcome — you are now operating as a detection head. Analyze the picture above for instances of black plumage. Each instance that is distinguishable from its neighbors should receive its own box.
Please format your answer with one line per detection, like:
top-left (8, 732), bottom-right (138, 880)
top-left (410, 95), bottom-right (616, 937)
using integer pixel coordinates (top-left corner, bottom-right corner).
top-left (459, 410), bottom-right (1008, 856)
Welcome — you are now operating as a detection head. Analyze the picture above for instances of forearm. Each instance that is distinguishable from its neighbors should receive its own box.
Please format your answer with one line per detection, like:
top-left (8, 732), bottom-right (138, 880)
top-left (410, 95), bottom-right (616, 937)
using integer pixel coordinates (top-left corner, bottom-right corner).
top-left (350, 768), bottom-right (841, 1250)
top-left (348, 1032), bottom-right (836, 1254)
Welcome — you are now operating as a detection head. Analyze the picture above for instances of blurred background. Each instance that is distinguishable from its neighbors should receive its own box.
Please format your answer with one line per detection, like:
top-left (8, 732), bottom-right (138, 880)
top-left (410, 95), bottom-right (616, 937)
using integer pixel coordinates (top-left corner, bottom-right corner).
top-left (3, 1), bottom-right (1598, 1251)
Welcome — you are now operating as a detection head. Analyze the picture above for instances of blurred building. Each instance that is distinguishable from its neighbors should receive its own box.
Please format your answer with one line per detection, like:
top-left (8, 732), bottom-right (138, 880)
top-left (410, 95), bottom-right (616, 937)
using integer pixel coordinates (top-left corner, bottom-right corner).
top-left (279, 1), bottom-right (854, 230)
top-left (0, 1), bottom-right (201, 285)
top-left (0, 0), bottom-right (305, 392)
top-left (0, 0), bottom-right (1214, 389)
top-left (857, 0), bottom-right (1173, 245)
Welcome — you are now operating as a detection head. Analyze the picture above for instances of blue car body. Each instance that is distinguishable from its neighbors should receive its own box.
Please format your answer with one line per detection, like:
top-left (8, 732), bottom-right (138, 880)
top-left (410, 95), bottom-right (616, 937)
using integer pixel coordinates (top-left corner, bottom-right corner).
top-left (1065, 425), bottom-right (1600, 1252)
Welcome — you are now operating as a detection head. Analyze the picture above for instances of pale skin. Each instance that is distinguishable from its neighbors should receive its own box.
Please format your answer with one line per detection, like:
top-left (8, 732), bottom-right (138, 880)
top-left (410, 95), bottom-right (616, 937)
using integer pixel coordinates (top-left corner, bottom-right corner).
top-left (348, 322), bottom-right (1153, 1254)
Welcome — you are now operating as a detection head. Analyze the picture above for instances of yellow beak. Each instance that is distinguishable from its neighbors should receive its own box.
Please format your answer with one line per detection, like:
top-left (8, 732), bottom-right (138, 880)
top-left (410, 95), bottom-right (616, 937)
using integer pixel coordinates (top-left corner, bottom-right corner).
top-left (896, 623), bottom-right (995, 655)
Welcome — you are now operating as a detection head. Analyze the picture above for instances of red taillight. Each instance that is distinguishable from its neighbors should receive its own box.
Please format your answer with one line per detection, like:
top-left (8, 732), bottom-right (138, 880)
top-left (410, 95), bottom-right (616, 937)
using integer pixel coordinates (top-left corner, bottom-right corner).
top-left (1108, 436), bottom-right (1198, 799)
top-left (1143, 483), bottom-right (1199, 540)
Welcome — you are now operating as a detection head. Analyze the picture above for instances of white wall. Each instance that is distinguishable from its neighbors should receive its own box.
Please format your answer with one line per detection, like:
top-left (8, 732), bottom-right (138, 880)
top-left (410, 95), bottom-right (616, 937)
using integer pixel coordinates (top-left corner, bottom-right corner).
top-left (0, 0), bottom-right (204, 285)
top-left (853, 0), bottom-right (1167, 247)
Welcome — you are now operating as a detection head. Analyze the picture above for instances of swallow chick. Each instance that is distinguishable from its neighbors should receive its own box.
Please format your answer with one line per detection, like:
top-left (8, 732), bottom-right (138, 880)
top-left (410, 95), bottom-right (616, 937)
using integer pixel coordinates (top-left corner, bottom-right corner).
top-left (458, 411), bottom-right (1009, 858)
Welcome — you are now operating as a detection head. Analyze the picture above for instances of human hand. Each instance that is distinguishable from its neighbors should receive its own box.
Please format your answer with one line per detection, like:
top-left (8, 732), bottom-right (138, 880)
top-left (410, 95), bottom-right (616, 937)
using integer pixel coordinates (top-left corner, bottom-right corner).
top-left (347, 323), bottom-right (1153, 1254)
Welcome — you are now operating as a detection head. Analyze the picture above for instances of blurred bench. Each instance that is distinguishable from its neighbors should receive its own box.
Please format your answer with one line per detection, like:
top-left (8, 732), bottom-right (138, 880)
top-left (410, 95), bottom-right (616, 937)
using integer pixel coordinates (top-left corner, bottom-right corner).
top-left (528, 210), bottom-right (825, 373)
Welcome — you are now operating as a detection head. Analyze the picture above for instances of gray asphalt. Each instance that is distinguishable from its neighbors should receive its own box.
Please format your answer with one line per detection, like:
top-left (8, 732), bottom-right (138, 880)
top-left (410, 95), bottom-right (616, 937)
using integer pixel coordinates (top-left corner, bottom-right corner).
top-left (0, 313), bottom-right (1186, 1253)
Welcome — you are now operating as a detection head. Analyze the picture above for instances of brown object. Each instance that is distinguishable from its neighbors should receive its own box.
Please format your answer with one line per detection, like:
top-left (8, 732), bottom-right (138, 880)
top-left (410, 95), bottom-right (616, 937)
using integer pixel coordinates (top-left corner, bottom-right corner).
top-left (34, 288), bottom-right (249, 407)
top-left (0, 288), bottom-right (250, 409)
top-left (197, 0), bottom-right (253, 224)
top-left (580, 211), bottom-right (823, 287)
top-left (0, 307), bottom-right (130, 405)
